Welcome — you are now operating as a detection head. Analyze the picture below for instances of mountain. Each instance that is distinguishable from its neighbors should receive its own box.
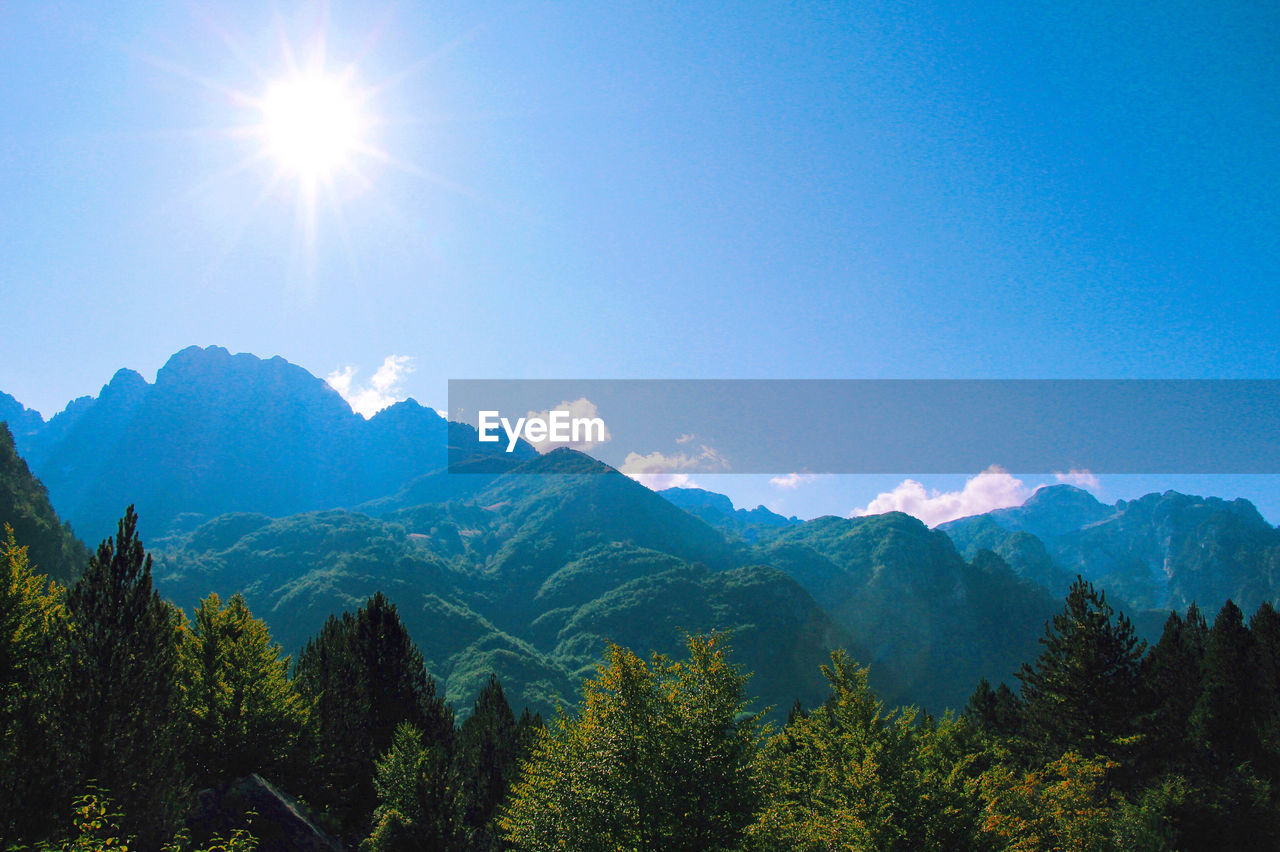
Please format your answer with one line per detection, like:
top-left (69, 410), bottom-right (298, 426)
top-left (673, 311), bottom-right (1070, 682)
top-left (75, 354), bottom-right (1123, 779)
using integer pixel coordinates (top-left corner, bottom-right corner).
top-left (0, 422), bottom-right (88, 583)
top-left (10, 346), bottom-right (530, 540)
top-left (154, 453), bottom-right (847, 720)
top-left (154, 448), bottom-right (1067, 714)
top-left (0, 391), bottom-right (43, 443)
top-left (942, 485), bottom-right (1280, 615)
top-left (658, 486), bottom-right (799, 542)
top-left (14, 347), bottom-right (1280, 719)
top-left (752, 512), bottom-right (1058, 709)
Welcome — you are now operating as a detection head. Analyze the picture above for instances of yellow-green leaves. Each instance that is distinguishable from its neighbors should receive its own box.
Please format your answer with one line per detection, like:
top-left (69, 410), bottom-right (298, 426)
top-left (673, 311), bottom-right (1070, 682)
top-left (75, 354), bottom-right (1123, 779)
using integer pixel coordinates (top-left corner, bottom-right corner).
top-left (501, 633), bottom-right (761, 852)
top-left (182, 592), bottom-right (307, 787)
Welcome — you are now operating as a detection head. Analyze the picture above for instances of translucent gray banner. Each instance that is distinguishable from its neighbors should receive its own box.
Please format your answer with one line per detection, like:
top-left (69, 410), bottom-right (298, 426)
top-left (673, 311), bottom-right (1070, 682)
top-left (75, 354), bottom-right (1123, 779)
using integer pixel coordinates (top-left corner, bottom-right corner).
top-left (447, 380), bottom-right (1280, 474)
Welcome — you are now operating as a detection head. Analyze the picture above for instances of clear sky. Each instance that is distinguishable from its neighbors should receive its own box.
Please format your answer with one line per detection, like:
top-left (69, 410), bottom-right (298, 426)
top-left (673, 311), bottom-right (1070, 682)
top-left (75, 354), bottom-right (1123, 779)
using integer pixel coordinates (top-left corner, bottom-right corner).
top-left (2, 1), bottom-right (1278, 521)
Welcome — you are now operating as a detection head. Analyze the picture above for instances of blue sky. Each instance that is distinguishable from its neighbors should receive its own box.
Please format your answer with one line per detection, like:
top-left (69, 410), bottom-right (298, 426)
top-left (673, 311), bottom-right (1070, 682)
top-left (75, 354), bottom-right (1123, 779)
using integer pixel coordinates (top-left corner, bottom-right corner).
top-left (2, 1), bottom-right (1278, 521)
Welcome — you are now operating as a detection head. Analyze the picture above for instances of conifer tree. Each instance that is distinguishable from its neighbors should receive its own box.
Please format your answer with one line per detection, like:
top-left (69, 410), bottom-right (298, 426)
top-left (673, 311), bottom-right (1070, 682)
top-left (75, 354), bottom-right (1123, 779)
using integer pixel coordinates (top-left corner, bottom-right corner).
top-left (749, 650), bottom-right (983, 851)
top-left (1250, 601), bottom-right (1280, 705)
top-left (293, 592), bottom-right (453, 838)
top-left (1017, 577), bottom-right (1146, 764)
top-left (965, 677), bottom-right (1024, 740)
top-left (1139, 605), bottom-right (1207, 774)
top-left (64, 506), bottom-right (186, 845)
top-left (1249, 601), bottom-right (1280, 781)
top-left (456, 674), bottom-right (521, 849)
top-left (1190, 600), bottom-right (1258, 765)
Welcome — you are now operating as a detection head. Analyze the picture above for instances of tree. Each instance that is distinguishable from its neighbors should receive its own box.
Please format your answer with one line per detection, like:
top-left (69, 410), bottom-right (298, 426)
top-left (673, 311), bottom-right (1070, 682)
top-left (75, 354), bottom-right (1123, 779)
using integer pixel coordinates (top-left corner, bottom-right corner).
top-left (748, 650), bottom-right (984, 851)
top-left (182, 592), bottom-right (307, 788)
top-left (966, 677), bottom-right (1024, 741)
top-left (64, 506), bottom-right (186, 846)
top-left (293, 592), bottom-right (454, 839)
top-left (1190, 600), bottom-right (1258, 765)
top-left (456, 674), bottom-right (541, 849)
top-left (979, 751), bottom-right (1120, 852)
top-left (362, 722), bottom-right (462, 852)
top-left (1138, 605), bottom-right (1207, 775)
top-left (0, 525), bottom-right (73, 842)
top-left (1017, 577), bottom-right (1146, 764)
top-left (1248, 601), bottom-right (1280, 782)
top-left (501, 633), bottom-right (761, 852)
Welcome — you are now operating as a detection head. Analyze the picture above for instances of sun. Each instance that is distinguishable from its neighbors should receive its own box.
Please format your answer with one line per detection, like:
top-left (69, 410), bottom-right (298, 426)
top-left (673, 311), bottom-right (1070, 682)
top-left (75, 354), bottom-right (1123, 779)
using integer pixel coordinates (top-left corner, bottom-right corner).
top-left (258, 70), bottom-right (368, 185)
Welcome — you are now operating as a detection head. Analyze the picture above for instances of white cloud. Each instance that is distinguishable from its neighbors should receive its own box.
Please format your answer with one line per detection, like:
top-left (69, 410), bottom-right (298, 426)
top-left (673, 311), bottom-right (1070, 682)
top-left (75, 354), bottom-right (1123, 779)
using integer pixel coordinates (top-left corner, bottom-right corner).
top-left (523, 397), bottom-right (611, 454)
top-left (1054, 469), bottom-right (1101, 491)
top-left (619, 444), bottom-right (728, 490)
top-left (627, 471), bottom-right (698, 490)
top-left (326, 355), bottom-right (414, 418)
top-left (676, 433), bottom-right (697, 444)
top-left (852, 466), bottom-right (1032, 527)
top-left (770, 472), bottom-right (818, 490)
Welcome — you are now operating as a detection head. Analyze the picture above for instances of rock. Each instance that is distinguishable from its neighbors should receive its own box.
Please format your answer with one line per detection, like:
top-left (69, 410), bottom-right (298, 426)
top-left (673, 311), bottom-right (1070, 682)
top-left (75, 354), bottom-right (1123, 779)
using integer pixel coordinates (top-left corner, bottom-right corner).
top-left (186, 774), bottom-right (344, 852)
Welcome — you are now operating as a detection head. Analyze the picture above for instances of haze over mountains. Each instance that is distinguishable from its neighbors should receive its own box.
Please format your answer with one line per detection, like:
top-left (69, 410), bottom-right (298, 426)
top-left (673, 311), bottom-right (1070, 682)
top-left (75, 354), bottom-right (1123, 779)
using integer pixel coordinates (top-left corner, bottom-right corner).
top-left (2, 345), bottom-right (1279, 719)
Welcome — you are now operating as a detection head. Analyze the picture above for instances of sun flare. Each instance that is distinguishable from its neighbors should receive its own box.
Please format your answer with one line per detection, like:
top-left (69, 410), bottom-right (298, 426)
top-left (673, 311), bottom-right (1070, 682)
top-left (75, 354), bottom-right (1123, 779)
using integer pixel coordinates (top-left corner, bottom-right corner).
top-left (258, 70), bottom-right (367, 184)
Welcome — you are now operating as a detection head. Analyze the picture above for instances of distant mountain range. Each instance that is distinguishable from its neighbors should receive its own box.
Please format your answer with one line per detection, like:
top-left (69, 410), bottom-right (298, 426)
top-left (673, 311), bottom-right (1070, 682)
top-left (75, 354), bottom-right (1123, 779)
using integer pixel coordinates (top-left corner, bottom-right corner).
top-left (5, 345), bottom-right (530, 539)
top-left (152, 450), bottom-right (848, 719)
top-left (657, 486), bottom-right (800, 542)
top-left (2, 345), bottom-right (1278, 718)
top-left (941, 483), bottom-right (1280, 616)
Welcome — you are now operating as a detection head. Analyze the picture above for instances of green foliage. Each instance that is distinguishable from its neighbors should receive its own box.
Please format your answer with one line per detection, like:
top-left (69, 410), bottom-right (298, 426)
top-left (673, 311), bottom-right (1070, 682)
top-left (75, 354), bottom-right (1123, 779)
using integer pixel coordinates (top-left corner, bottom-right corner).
top-left (748, 651), bottom-right (986, 851)
top-left (1111, 767), bottom-right (1280, 852)
top-left (64, 506), bottom-right (187, 846)
top-left (1190, 599), bottom-right (1259, 765)
top-left (360, 722), bottom-right (461, 851)
top-left (0, 525), bottom-right (73, 841)
top-left (455, 675), bottom-right (539, 849)
top-left (16, 464), bottom-right (1280, 851)
top-left (1017, 577), bottom-right (1146, 764)
top-left (34, 789), bottom-right (133, 851)
top-left (292, 591), bottom-right (454, 838)
top-left (978, 751), bottom-right (1120, 852)
top-left (0, 423), bottom-right (88, 585)
top-left (182, 592), bottom-right (307, 788)
top-left (966, 677), bottom-right (1024, 740)
top-left (501, 633), bottom-right (762, 852)
top-left (27, 789), bottom-right (260, 852)
top-left (1137, 605), bottom-right (1207, 775)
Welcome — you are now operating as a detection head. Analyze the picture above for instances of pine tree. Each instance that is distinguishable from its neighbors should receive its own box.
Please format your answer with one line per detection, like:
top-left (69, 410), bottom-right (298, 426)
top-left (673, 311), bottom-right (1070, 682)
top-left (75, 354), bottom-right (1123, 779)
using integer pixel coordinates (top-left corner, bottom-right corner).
top-left (182, 592), bottom-right (307, 788)
top-left (456, 674), bottom-right (520, 849)
top-left (64, 506), bottom-right (186, 845)
top-left (1138, 605), bottom-right (1207, 775)
top-left (965, 677), bottom-right (1024, 740)
top-left (1190, 600), bottom-right (1258, 766)
top-left (1249, 601), bottom-right (1280, 782)
top-left (1017, 577), bottom-right (1146, 764)
top-left (293, 592), bottom-right (454, 839)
